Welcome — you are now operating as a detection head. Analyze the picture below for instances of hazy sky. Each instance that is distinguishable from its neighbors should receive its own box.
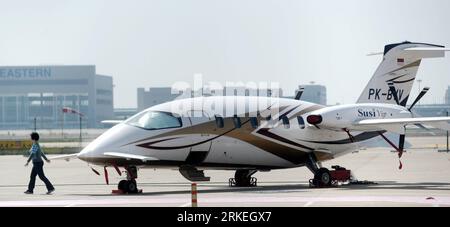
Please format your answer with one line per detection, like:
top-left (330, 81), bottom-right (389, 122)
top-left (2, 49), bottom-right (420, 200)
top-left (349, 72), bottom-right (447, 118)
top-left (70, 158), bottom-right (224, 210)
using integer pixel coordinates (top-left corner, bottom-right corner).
top-left (1, 0), bottom-right (450, 108)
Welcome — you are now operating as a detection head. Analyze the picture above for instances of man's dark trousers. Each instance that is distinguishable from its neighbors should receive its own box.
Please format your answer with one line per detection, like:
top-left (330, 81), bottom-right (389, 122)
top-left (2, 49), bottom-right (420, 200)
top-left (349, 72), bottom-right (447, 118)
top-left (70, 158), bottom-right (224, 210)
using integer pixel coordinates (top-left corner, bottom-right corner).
top-left (28, 162), bottom-right (54, 192)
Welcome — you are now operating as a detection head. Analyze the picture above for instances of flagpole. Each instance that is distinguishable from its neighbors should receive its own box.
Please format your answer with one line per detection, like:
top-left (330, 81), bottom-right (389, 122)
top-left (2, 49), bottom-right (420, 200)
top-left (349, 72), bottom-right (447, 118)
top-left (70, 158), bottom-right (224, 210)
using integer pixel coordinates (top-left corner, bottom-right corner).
top-left (62, 107), bottom-right (83, 147)
top-left (79, 114), bottom-right (82, 147)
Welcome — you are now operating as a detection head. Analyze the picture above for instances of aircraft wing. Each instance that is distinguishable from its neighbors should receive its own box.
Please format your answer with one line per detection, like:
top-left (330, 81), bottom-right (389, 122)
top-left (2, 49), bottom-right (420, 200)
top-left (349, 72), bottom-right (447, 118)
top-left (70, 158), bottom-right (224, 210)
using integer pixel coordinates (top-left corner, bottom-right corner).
top-left (101, 120), bottom-right (124, 125)
top-left (355, 117), bottom-right (450, 133)
top-left (49, 153), bottom-right (79, 161)
top-left (103, 152), bottom-right (159, 162)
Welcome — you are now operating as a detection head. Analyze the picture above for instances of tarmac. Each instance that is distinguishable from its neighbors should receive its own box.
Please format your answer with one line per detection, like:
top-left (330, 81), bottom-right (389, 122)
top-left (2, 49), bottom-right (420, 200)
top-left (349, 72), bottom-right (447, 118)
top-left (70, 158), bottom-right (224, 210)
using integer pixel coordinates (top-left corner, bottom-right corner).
top-left (1, 139), bottom-right (450, 207)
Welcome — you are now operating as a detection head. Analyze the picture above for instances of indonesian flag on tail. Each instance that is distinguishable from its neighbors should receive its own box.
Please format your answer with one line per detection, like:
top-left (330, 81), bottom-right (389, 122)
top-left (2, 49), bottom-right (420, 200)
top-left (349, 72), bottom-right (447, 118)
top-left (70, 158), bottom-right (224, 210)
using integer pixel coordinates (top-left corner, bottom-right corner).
top-left (397, 58), bottom-right (405, 65)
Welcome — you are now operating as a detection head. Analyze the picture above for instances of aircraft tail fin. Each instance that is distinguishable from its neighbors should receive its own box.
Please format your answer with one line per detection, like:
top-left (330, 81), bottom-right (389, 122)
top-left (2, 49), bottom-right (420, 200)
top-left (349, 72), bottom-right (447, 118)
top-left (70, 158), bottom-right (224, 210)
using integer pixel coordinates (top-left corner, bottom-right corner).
top-left (357, 41), bottom-right (448, 106)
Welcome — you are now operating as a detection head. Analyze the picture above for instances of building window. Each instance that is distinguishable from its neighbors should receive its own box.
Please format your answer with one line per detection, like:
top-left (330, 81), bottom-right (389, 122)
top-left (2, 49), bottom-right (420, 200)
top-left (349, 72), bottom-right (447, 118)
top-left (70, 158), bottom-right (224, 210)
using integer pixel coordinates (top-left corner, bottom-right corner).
top-left (96, 89), bottom-right (112, 96)
top-left (96, 99), bottom-right (112, 105)
top-left (5, 97), bottom-right (17, 122)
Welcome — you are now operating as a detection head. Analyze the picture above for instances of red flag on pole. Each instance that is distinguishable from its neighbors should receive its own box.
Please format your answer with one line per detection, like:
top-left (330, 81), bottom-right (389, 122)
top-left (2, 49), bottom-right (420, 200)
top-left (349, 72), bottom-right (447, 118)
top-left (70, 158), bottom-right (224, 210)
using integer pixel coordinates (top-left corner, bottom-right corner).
top-left (62, 107), bottom-right (84, 116)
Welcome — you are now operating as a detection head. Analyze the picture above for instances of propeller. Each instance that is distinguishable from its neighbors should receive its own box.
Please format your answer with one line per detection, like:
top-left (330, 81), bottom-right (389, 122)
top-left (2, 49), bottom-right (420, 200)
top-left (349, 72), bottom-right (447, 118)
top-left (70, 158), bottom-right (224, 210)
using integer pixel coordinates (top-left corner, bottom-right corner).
top-left (407, 87), bottom-right (431, 133)
top-left (414, 123), bottom-right (428, 130)
top-left (385, 83), bottom-right (430, 169)
top-left (408, 87), bottom-right (430, 111)
top-left (398, 134), bottom-right (405, 159)
top-left (387, 82), bottom-right (405, 165)
top-left (387, 82), bottom-right (430, 110)
top-left (295, 87), bottom-right (305, 100)
top-left (378, 132), bottom-right (404, 169)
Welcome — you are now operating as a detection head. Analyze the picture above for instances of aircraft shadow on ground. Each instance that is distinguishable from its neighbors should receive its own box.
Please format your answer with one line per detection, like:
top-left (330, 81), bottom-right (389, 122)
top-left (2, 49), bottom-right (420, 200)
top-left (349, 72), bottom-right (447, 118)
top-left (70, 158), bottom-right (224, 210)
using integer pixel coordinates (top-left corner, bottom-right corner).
top-left (69, 181), bottom-right (450, 197)
top-left (339, 181), bottom-right (450, 191)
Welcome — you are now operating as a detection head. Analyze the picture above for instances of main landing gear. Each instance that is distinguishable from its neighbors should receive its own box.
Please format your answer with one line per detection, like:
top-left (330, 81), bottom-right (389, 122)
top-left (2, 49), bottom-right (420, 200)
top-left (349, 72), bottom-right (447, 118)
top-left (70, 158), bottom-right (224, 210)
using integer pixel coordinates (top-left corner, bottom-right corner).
top-left (116, 166), bottom-right (142, 194)
top-left (229, 170), bottom-right (258, 187)
top-left (306, 154), bottom-right (353, 188)
top-left (311, 168), bottom-right (333, 187)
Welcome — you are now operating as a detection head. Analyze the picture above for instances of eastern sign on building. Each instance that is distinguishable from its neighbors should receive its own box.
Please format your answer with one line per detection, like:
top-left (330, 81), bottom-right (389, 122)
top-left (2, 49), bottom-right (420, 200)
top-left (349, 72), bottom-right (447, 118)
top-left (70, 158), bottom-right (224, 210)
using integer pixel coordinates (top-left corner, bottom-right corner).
top-left (0, 67), bottom-right (52, 79)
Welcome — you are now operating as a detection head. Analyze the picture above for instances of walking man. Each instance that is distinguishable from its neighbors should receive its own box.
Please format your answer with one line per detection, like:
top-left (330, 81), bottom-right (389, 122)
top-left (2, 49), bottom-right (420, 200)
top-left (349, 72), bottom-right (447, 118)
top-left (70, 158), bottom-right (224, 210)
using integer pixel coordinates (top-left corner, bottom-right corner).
top-left (24, 132), bottom-right (55, 195)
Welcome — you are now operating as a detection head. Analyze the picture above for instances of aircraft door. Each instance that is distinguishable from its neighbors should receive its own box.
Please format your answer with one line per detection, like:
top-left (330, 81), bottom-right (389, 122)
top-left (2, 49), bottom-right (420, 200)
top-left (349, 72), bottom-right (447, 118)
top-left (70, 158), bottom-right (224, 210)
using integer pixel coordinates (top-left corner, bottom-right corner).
top-left (185, 110), bottom-right (212, 165)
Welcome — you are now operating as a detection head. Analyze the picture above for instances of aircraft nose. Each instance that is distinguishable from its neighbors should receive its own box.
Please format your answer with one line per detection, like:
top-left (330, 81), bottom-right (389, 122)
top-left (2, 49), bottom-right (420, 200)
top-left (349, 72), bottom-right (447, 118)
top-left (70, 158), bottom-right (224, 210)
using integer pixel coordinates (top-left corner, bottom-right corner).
top-left (76, 123), bottom-right (146, 163)
top-left (77, 122), bottom-right (160, 164)
top-left (77, 146), bottom-right (94, 162)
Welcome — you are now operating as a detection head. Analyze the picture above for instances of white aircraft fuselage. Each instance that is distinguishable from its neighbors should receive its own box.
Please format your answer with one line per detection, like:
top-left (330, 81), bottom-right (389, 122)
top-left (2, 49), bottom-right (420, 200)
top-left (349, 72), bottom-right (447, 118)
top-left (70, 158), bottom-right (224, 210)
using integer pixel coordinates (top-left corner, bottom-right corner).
top-left (77, 96), bottom-right (412, 170)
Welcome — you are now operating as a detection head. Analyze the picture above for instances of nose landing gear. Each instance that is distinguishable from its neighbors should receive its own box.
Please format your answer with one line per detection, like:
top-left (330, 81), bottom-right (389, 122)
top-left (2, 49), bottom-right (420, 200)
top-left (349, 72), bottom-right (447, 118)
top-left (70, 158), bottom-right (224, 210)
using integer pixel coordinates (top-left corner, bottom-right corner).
top-left (118, 179), bottom-right (138, 194)
top-left (114, 166), bottom-right (142, 194)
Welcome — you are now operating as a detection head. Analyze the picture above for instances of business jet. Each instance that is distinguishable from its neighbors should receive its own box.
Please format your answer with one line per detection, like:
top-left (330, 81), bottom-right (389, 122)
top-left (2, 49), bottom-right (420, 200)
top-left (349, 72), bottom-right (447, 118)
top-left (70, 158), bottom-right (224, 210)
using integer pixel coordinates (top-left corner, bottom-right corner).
top-left (56, 41), bottom-right (450, 193)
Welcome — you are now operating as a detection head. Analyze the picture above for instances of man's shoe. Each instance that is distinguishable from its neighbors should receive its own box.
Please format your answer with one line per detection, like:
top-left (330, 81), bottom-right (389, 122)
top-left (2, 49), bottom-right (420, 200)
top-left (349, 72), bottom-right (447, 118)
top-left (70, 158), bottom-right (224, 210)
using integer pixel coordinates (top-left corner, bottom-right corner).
top-left (46, 189), bottom-right (55, 195)
top-left (24, 191), bottom-right (33, 194)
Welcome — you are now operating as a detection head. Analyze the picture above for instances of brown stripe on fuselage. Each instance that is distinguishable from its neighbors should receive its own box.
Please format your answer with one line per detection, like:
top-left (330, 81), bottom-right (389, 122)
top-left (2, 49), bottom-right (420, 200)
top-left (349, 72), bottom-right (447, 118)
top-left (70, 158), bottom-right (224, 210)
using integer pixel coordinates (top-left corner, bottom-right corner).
top-left (129, 105), bottom-right (318, 164)
top-left (226, 117), bottom-right (311, 165)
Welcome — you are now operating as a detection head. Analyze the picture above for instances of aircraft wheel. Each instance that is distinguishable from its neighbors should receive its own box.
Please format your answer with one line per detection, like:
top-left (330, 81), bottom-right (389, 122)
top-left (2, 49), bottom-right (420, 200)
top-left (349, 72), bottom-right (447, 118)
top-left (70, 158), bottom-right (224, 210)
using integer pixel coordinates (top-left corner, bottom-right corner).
top-left (118, 180), bottom-right (138, 193)
top-left (234, 170), bottom-right (251, 187)
top-left (314, 168), bottom-right (331, 187)
top-left (118, 180), bottom-right (128, 191)
top-left (126, 180), bottom-right (138, 194)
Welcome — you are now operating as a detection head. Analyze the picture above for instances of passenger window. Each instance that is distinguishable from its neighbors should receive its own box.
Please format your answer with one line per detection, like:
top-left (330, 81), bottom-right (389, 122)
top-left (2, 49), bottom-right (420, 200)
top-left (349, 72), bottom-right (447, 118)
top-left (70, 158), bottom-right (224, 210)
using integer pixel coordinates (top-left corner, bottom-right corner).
top-left (233, 115), bottom-right (242, 128)
top-left (250, 117), bottom-right (259, 129)
top-left (215, 116), bottom-right (224, 128)
top-left (281, 116), bottom-right (290, 129)
top-left (297, 116), bottom-right (305, 129)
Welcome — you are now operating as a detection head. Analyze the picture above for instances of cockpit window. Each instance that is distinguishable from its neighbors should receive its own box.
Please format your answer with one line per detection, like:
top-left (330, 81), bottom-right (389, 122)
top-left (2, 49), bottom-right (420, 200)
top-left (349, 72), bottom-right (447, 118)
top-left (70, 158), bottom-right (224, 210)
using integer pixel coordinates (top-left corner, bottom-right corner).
top-left (126, 111), bottom-right (182, 130)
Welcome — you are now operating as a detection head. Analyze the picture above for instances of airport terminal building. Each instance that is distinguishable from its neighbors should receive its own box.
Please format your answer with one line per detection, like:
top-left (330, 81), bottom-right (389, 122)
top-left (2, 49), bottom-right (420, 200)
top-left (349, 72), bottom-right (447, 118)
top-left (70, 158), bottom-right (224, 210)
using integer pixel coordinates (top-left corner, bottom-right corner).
top-left (0, 65), bottom-right (113, 130)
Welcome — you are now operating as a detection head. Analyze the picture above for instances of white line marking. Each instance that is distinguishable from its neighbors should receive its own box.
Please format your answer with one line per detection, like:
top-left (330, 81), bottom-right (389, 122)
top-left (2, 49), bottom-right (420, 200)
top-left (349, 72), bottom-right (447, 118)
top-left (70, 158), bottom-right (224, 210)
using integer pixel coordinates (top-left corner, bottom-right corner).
top-left (179, 202), bottom-right (191, 207)
top-left (1, 196), bottom-right (448, 207)
top-left (303, 201), bottom-right (314, 207)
